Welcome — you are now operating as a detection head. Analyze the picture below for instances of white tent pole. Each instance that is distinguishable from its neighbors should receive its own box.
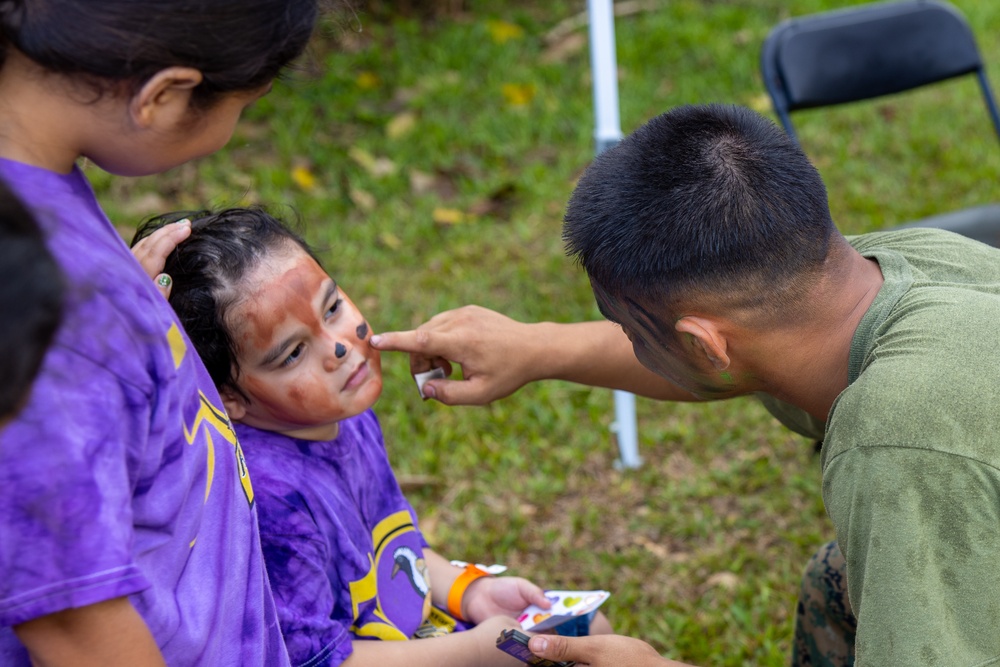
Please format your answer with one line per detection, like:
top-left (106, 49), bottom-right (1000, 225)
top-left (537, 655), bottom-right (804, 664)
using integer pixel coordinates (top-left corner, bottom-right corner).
top-left (588, 0), bottom-right (623, 153)
top-left (587, 0), bottom-right (641, 469)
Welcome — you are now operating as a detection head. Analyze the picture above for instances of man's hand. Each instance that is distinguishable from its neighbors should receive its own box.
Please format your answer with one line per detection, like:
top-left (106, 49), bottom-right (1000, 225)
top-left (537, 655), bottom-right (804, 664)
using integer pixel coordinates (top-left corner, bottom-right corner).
top-left (371, 306), bottom-right (696, 404)
top-left (130, 218), bottom-right (191, 299)
top-left (370, 305), bottom-right (541, 405)
top-left (527, 634), bottom-right (695, 667)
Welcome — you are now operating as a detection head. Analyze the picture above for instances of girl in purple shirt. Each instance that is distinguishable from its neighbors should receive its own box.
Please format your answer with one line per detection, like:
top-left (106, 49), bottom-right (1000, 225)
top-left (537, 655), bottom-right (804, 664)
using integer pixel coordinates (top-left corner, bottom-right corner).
top-left (0, 2), bottom-right (318, 665)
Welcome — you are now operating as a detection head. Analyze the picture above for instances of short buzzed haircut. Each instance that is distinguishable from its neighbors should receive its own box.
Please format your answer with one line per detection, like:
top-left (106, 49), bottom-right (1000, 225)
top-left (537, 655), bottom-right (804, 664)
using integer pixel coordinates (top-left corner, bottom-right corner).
top-left (563, 104), bottom-right (836, 319)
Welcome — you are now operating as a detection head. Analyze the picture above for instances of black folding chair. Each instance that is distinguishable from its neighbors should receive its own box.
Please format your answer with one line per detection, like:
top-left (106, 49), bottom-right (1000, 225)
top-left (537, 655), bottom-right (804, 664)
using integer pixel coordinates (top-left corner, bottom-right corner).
top-left (760, 0), bottom-right (1000, 245)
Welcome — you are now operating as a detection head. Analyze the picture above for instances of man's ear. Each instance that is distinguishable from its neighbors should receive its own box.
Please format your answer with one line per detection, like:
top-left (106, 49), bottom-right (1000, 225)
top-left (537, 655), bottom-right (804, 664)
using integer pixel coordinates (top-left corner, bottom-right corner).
top-left (130, 67), bottom-right (204, 130)
top-left (220, 386), bottom-right (247, 421)
top-left (674, 315), bottom-right (730, 370)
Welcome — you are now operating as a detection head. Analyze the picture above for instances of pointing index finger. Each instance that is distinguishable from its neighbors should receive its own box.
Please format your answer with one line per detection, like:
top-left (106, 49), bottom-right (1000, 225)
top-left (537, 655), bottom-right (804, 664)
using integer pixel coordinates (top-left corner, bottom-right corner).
top-left (370, 328), bottom-right (447, 355)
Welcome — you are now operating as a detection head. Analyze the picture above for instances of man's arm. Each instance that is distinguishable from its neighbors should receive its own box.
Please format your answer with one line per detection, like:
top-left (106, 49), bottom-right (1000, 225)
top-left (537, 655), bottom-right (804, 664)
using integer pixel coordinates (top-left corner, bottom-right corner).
top-left (14, 596), bottom-right (166, 667)
top-left (370, 305), bottom-right (699, 405)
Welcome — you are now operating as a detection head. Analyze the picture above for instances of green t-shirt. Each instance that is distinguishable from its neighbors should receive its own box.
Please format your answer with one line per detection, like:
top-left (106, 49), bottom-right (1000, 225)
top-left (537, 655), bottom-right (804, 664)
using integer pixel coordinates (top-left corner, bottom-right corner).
top-left (762, 228), bottom-right (1000, 666)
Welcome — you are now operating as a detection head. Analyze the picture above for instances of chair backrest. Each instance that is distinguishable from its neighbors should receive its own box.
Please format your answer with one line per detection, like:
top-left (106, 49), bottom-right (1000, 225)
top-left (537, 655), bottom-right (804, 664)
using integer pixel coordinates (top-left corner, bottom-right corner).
top-left (760, 0), bottom-right (1000, 144)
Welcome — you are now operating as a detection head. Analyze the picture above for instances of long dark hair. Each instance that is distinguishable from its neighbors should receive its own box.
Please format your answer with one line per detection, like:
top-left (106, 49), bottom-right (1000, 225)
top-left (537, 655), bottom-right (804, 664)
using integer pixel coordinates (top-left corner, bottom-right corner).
top-left (0, 177), bottom-right (63, 419)
top-left (0, 0), bottom-right (321, 106)
top-left (133, 207), bottom-right (320, 396)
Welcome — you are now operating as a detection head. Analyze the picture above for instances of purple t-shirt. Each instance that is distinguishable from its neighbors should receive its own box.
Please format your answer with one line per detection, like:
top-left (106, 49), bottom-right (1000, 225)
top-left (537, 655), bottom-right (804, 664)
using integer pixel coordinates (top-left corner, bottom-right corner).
top-left (238, 411), bottom-right (467, 667)
top-left (0, 160), bottom-right (289, 666)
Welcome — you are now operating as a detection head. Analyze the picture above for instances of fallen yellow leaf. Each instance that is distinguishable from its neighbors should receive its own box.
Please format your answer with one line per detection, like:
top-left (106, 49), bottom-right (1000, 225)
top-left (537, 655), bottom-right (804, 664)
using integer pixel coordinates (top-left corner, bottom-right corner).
top-left (386, 111), bottom-right (418, 139)
top-left (487, 19), bottom-right (524, 44)
top-left (502, 83), bottom-right (536, 107)
top-left (356, 71), bottom-right (380, 90)
top-left (291, 165), bottom-right (317, 191)
top-left (348, 147), bottom-right (398, 178)
top-left (379, 231), bottom-right (402, 249)
top-left (349, 187), bottom-right (376, 212)
top-left (432, 207), bottom-right (465, 225)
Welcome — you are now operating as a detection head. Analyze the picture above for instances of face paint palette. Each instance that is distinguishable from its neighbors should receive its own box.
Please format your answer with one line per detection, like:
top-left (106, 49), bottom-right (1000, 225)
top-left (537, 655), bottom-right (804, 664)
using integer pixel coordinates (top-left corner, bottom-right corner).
top-left (517, 590), bottom-right (610, 632)
top-left (413, 367), bottom-right (446, 398)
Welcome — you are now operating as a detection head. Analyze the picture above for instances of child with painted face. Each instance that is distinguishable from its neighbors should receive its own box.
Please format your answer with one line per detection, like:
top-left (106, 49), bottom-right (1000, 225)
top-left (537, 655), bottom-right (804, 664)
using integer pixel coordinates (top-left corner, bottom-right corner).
top-left (133, 208), bottom-right (611, 667)
top-left (0, 1), bottom-right (318, 665)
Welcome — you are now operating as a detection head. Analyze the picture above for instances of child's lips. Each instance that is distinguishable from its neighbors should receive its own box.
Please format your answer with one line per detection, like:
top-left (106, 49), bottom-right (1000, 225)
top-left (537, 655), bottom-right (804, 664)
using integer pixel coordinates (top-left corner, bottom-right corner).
top-left (343, 360), bottom-right (369, 390)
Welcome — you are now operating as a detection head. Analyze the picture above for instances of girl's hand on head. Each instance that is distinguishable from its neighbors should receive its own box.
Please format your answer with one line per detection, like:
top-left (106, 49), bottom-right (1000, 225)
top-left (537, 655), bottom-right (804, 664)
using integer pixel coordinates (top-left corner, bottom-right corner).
top-left (462, 576), bottom-right (551, 625)
top-left (131, 219), bottom-right (191, 299)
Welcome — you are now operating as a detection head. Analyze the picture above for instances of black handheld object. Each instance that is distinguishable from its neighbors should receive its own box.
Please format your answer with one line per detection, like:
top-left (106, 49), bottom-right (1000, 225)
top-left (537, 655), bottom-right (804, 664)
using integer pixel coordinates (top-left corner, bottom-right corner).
top-left (496, 629), bottom-right (576, 667)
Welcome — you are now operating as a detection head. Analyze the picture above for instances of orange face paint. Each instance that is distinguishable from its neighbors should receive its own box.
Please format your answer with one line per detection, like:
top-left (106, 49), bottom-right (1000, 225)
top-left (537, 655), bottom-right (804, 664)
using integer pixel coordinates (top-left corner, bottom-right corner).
top-left (226, 245), bottom-right (382, 441)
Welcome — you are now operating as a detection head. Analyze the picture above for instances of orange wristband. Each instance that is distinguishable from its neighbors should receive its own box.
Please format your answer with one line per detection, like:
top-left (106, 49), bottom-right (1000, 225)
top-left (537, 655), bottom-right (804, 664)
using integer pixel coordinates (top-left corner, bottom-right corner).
top-left (446, 563), bottom-right (490, 621)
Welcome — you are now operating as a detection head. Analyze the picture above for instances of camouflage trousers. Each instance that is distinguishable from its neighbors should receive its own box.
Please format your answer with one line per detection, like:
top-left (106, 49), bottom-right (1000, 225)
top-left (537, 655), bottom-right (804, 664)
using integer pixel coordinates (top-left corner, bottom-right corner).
top-left (792, 541), bottom-right (857, 667)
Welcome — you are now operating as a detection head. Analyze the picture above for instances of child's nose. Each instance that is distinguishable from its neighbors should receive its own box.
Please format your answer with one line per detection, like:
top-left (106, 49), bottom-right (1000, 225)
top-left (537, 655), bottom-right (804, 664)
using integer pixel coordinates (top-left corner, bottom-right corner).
top-left (321, 336), bottom-right (351, 372)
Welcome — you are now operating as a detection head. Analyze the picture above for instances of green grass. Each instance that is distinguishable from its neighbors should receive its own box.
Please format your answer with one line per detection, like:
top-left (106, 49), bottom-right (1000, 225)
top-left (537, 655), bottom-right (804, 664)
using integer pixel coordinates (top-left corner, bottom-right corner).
top-left (95, 1), bottom-right (1000, 664)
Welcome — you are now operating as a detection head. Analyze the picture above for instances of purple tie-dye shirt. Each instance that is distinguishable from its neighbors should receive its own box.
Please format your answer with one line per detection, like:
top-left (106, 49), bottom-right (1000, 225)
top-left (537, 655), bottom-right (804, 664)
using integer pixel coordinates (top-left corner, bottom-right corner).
top-left (0, 160), bottom-right (289, 666)
top-left (238, 410), bottom-right (467, 667)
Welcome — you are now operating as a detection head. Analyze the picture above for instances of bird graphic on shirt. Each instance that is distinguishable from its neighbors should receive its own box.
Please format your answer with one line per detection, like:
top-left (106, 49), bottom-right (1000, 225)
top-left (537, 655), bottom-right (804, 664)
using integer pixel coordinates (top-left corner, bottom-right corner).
top-left (391, 546), bottom-right (430, 599)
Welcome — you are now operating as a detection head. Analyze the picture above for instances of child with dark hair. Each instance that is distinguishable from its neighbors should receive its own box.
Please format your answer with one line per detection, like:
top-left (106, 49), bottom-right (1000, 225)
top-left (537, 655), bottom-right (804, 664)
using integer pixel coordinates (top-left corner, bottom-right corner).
top-left (0, 1), bottom-right (320, 665)
top-left (133, 208), bottom-right (611, 667)
top-left (0, 178), bottom-right (62, 422)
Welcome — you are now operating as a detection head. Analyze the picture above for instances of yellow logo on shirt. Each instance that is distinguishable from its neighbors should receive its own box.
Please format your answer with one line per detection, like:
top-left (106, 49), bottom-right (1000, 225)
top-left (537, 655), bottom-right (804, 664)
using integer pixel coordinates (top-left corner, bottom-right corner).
top-left (166, 321), bottom-right (254, 511)
top-left (348, 510), bottom-right (429, 640)
top-left (183, 391), bottom-right (253, 508)
top-left (167, 323), bottom-right (187, 369)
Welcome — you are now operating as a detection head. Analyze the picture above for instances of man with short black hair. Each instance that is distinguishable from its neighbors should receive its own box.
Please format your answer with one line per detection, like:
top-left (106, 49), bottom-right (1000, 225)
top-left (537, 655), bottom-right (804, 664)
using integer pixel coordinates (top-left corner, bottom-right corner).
top-left (373, 104), bottom-right (1000, 666)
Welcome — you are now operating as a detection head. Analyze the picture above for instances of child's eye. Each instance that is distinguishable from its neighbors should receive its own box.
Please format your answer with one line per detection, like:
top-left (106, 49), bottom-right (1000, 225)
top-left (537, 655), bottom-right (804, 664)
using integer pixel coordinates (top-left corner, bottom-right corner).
top-left (326, 298), bottom-right (342, 319)
top-left (280, 343), bottom-right (305, 367)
